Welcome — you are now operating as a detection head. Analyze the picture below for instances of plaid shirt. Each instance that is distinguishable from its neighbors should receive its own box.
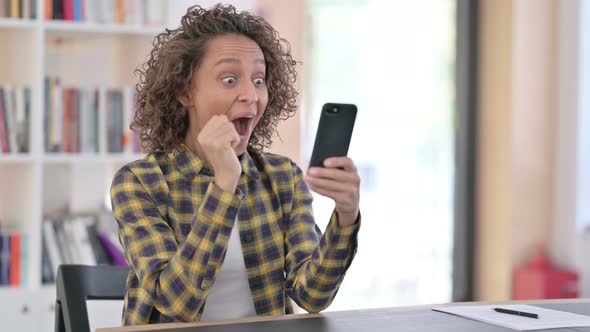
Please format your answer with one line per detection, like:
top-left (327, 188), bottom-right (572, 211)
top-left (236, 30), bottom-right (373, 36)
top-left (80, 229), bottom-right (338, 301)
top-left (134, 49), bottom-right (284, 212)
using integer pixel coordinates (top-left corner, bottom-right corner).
top-left (110, 144), bottom-right (359, 325)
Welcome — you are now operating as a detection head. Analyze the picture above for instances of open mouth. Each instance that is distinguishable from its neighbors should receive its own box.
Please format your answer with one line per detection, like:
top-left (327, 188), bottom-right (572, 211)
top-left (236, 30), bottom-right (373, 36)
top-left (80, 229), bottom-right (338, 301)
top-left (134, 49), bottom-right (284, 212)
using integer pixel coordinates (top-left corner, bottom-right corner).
top-left (231, 115), bottom-right (254, 136)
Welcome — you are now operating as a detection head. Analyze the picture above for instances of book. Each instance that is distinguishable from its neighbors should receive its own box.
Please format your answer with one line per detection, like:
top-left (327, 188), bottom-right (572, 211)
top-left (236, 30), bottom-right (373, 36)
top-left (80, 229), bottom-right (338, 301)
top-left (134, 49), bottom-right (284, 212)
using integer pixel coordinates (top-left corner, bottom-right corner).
top-left (0, 228), bottom-right (25, 287)
top-left (20, 233), bottom-right (28, 286)
top-left (98, 232), bottom-right (127, 267)
top-left (41, 215), bottom-right (127, 278)
top-left (45, 79), bottom-right (140, 154)
top-left (73, 0), bottom-right (83, 21)
top-left (122, 87), bottom-right (133, 153)
top-left (41, 238), bottom-right (54, 283)
top-left (0, 234), bottom-right (4, 285)
top-left (0, 1), bottom-right (6, 18)
top-left (10, 0), bottom-right (19, 18)
top-left (43, 78), bottom-right (50, 151)
top-left (42, 220), bottom-right (62, 278)
top-left (0, 88), bottom-right (8, 153)
top-left (63, 87), bottom-right (72, 153)
top-left (13, 86), bottom-right (28, 153)
top-left (3, 85), bottom-right (17, 153)
top-left (114, 0), bottom-right (124, 24)
top-left (98, 0), bottom-right (115, 24)
top-left (79, 89), bottom-right (89, 152)
top-left (30, 0), bottom-right (36, 19)
top-left (9, 233), bottom-right (20, 286)
top-left (0, 232), bottom-right (11, 285)
top-left (70, 216), bottom-right (97, 265)
top-left (86, 223), bottom-right (111, 265)
top-left (80, 88), bottom-right (98, 153)
top-left (72, 89), bottom-right (80, 152)
top-left (44, 0), bottom-right (52, 20)
top-left (52, 79), bottom-right (62, 152)
top-left (59, 219), bottom-right (80, 264)
top-left (63, 0), bottom-right (74, 21)
top-left (52, 0), bottom-right (64, 20)
top-left (22, 0), bottom-right (30, 19)
top-left (21, 87), bottom-right (31, 152)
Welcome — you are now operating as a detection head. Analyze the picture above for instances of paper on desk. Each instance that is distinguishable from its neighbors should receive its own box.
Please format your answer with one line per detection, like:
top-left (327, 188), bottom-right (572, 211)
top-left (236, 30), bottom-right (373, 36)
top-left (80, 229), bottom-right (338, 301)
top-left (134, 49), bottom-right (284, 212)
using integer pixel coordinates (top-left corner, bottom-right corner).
top-left (433, 304), bottom-right (590, 330)
top-left (86, 299), bottom-right (124, 332)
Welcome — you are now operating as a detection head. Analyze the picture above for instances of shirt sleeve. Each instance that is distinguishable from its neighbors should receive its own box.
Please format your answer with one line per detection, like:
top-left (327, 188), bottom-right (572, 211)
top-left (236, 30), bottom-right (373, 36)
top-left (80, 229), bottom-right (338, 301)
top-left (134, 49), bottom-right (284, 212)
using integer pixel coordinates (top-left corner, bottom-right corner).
top-left (110, 165), bottom-right (241, 321)
top-left (283, 162), bottom-right (360, 313)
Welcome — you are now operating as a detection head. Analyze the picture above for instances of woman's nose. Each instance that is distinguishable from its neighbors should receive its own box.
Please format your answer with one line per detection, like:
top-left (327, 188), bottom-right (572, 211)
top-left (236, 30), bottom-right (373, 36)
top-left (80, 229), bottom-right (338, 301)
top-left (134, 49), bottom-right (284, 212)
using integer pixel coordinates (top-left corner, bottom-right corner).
top-left (237, 81), bottom-right (259, 103)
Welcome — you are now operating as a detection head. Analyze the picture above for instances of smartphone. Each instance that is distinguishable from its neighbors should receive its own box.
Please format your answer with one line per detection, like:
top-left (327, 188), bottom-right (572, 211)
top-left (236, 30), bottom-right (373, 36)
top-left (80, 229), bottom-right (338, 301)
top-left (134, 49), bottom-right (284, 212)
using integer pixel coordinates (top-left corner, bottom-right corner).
top-left (309, 103), bottom-right (357, 168)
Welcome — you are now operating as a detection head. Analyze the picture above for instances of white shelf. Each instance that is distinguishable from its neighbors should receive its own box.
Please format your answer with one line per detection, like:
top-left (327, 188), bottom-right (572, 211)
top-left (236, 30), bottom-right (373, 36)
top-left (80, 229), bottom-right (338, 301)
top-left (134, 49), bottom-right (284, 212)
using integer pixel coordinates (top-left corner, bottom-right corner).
top-left (0, 18), bottom-right (165, 36)
top-left (0, 154), bottom-right (145, 164)
top-left (41, 284), bottom-right (55, 292)
top-left (0, 154), bottom-right (35, 163)
top-left (42, 153), bottom-right (145, 164)
top-left (0, 18), bottom-right (37, 30)
top-left (1, 9), bottom-right (154, 296)
top-left (42, 20), bottom-right (165, 37)
top-left (0, 285), bottom-right (24, 290)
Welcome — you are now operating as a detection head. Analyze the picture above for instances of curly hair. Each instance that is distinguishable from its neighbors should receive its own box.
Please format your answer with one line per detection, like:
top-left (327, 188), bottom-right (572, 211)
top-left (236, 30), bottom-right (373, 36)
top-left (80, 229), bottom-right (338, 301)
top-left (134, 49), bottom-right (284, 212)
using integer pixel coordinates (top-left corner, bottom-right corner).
top-left (132, 3), bottom-right (299, 154)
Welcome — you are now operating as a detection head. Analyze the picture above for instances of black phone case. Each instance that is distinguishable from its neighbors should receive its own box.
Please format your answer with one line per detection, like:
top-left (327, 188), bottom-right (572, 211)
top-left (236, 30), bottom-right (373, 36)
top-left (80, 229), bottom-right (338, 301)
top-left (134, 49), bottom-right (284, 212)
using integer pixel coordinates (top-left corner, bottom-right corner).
top-left (309, 103), bottom-right (357, 167)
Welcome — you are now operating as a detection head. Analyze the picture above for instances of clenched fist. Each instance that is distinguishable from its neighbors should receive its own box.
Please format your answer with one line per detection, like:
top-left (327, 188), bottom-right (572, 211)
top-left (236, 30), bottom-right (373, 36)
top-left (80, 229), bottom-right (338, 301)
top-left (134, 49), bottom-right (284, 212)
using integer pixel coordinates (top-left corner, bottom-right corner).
top-left (197, 115), bottom-right (242, 193)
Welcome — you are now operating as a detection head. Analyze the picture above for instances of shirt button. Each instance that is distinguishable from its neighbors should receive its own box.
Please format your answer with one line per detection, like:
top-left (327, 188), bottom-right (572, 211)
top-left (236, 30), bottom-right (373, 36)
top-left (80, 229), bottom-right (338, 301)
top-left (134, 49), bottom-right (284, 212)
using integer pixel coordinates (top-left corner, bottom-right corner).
top-left (242, 234), bottom-right (253, 243)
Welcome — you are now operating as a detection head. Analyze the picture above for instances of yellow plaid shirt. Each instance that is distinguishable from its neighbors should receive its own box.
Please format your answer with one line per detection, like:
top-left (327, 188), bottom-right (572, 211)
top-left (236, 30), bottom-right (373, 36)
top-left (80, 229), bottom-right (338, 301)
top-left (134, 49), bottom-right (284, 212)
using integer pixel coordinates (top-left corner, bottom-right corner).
top-left (110, 144), bottom-right (359, 325)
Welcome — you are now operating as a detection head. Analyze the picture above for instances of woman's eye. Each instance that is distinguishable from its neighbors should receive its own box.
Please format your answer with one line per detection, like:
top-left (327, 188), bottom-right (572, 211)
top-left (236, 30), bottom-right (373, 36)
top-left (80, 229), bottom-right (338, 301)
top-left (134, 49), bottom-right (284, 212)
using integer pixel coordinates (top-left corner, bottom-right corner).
top-left (222, 76), bottom-right (237, 85)
top-left (253, 78), bottom-right (265, 86)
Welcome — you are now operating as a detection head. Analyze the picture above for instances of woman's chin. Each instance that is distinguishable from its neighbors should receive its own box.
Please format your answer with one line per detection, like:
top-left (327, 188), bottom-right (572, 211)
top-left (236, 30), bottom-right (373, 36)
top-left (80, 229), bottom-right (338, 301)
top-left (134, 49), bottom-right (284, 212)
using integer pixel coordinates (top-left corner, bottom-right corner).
top-left (237, 133), bottom-right (253, 153)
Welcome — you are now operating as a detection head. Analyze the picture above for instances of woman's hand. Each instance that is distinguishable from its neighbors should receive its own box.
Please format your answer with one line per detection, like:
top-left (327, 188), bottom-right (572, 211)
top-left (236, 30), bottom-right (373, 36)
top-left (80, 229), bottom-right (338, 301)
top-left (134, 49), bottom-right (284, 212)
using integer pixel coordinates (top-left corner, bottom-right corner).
top-left (197, 115), bottom-right (241, 193)
top-left (304, 157), bottom-right (360, 227)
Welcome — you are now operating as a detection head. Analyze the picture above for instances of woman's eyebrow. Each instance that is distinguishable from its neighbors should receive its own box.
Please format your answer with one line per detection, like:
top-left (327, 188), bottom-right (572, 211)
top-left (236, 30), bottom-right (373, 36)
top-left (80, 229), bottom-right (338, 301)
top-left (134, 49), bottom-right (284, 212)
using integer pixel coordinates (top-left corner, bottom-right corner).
top-left (214, 58), bottom-right (266, 66)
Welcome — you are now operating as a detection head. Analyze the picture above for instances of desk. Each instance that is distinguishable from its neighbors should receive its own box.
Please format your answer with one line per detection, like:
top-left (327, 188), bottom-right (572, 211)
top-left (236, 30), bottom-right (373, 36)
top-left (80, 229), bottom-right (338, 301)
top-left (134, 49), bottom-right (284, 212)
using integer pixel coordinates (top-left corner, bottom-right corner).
top-left (98, 299), bottom-right (590, 332)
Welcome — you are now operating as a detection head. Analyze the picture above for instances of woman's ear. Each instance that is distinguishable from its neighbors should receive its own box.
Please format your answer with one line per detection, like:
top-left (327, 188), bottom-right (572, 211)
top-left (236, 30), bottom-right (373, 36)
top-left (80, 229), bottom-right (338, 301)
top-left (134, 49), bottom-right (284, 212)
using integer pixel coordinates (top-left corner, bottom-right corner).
top-left (177, 94), bottom-right (189, 106)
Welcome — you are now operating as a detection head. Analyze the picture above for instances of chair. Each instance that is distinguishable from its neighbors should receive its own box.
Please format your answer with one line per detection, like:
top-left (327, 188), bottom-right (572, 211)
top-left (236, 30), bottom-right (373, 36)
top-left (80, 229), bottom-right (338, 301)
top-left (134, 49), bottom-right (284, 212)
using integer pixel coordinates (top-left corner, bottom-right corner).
top-left (55, 264), bottom-right (129, 332)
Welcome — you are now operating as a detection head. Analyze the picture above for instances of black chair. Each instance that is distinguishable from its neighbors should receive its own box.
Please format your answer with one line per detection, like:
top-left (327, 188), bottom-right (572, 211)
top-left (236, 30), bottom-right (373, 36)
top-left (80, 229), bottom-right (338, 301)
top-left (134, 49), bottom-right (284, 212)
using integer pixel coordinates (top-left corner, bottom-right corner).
top-left (55, 264), bottom-right (129, 332)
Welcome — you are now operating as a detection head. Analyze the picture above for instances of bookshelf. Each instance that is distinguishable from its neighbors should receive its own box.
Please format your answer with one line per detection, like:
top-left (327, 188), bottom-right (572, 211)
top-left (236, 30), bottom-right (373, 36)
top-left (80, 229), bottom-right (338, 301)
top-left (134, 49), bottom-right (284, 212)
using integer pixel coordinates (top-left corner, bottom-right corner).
top-left (0, 1), bottom-right (287, 329)
top-left (43, 19), bottom-right (163, 35)
top-left (0, 0), bottom-right (172, 330)
top-left (0, 17), bottom-right (37, 28)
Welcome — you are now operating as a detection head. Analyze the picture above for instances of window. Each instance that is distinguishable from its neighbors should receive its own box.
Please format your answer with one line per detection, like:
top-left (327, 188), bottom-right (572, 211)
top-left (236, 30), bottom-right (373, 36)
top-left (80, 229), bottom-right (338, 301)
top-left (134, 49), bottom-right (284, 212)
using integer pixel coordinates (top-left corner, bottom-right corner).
top-left (306, 0), bottom-right (457, 309)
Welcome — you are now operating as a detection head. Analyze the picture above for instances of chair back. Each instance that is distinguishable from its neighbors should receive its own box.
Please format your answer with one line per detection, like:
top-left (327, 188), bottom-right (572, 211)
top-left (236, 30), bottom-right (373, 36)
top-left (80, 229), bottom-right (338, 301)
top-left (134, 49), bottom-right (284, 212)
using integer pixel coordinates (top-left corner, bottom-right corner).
top-left (55, 264), bottom-right (129, 332)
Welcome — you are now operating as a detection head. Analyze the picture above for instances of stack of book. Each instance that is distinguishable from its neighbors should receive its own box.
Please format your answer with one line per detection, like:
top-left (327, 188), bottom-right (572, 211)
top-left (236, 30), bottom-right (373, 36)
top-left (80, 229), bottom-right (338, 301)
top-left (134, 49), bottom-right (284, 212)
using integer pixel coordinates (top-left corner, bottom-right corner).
top-left (105, 88), bottom-right (137, 153)
top-left (42, 214), bottom-right (127, 283)
top-left (44, 0), bottom-right (165, 26)
top-left (0, 227), bottom-right (25, 287)
top-left (0, 0), bottom-right (37, 19)
top-left (0, 85), bottom-right (31, 154)
top-left (44, 77), bottom-right (141, 154)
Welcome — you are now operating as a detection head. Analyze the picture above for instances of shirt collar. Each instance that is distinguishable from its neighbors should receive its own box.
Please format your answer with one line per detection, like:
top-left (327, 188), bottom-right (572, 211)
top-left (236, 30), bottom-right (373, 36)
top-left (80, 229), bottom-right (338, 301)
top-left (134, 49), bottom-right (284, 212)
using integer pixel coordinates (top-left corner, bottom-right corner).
top-left (169, 144), bottom-right (260, 181)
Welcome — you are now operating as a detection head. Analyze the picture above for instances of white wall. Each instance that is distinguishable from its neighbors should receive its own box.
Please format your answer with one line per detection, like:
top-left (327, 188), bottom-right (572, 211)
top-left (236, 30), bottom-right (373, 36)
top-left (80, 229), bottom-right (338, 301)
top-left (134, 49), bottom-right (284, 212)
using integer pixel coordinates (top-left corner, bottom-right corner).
top-left (552, 0), bottom-right (590, 296)
top-left (166, 0), bottom-right (257, 29)
top-left (476, 0), bottom-right (559, 300)
top-left (577, 0), bottom-right (590, 231)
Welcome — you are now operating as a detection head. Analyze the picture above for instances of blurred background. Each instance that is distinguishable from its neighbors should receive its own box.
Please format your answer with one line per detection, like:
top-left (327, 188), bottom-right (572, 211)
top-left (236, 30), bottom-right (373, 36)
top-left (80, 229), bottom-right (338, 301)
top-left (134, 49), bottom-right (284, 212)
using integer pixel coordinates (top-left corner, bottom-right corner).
top-left (0, 0), bottom-right (589, 330)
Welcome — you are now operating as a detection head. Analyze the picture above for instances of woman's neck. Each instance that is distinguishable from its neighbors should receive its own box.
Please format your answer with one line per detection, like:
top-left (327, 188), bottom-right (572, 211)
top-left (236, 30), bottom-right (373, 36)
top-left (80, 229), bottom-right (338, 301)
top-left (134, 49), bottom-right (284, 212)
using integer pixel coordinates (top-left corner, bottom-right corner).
top-left (183, 132), bottom-right (208, 162)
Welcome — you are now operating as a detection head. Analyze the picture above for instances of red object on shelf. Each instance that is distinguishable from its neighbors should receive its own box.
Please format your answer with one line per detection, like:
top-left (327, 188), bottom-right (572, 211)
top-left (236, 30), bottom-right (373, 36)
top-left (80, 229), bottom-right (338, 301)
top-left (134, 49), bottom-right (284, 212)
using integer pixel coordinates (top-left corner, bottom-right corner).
top-left (513, 248), bottom-right (579, 299)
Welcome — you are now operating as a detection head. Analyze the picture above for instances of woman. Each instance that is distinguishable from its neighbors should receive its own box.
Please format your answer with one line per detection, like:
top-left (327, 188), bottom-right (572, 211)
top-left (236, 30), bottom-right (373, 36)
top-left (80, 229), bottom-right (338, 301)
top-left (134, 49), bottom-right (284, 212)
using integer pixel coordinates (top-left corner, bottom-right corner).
top-left (111, 4), bottom-right (361, 325)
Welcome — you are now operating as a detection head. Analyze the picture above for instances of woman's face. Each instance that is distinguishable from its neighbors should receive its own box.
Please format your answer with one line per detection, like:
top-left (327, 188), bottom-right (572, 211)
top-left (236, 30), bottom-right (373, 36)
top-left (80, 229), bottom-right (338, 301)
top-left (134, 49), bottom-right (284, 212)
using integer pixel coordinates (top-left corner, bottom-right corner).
top-left (182, 33), bottom-right (269, 156)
